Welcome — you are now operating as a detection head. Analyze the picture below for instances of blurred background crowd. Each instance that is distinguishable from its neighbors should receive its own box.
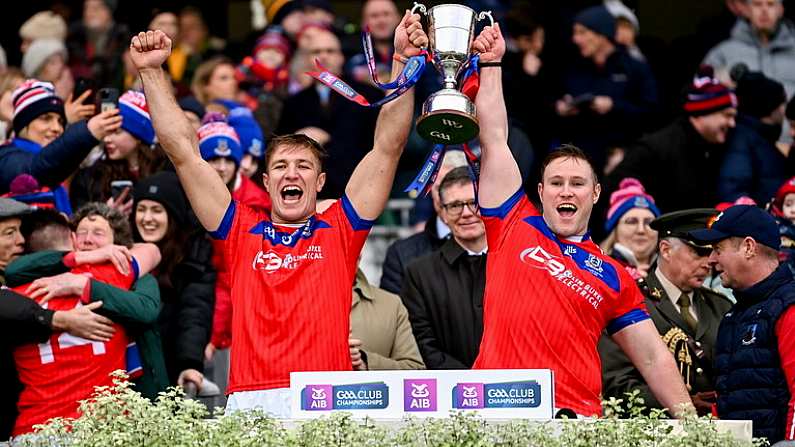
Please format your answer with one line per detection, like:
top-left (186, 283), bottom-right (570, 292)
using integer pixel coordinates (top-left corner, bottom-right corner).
top-left (3, 0), bottom-right (795, 441)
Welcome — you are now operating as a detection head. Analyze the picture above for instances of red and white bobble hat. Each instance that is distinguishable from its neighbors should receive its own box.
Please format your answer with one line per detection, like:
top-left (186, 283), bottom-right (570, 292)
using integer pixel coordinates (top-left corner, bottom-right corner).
top-left (11, 79), bottom-right (64, 134)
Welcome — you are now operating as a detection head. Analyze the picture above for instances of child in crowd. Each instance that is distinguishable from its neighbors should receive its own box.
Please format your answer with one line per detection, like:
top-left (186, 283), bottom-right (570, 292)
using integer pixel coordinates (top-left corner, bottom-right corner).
top-left (771, 176), bottom-right (795, 271)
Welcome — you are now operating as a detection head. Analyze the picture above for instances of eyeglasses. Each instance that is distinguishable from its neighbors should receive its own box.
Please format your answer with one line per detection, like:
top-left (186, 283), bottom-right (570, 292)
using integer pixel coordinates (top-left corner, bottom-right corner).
top-left (442, 199), bottom-right (479, 216)
top-left (620, 217), bottom-right (655, 228)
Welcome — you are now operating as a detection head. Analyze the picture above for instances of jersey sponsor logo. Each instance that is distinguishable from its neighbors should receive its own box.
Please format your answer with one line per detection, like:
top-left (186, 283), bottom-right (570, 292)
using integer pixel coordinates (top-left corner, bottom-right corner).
top-left (519, 245), bottom-right (605, 309)
top-left (403, 379), bottom-right (437, 412)
top-left (453, 381), bottom-right (542, 409)
top-left (251, 245), bottom-right (325, 273)
top-left (301, 382), bottom-right (389, 411)
top-left (522, 216), bottom-right (621, 292)
top-left (520, 246), bottom-right (566, 275)
top-left (252, 250), bottom-right (283, 271)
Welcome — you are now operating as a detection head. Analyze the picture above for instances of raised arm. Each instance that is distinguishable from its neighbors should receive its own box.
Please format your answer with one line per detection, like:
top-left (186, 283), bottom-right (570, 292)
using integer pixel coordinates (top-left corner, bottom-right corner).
top-left (129, 30), bottom-right (231, 232)
top-left (472, 24), bottom-right (522, 208)
top-left (344, 12), bottom-right (427, 220)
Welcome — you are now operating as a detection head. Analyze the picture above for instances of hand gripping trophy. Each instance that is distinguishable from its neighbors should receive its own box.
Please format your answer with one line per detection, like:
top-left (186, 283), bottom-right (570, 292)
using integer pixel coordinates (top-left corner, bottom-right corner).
top-left (307, 3), bottom-right (493, 193)
top-left (412, 3), bottom-right (493, 145)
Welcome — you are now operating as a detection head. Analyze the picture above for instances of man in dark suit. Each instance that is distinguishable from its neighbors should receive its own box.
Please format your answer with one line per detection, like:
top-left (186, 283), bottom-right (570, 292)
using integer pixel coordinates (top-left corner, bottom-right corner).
top-left (400, 167), bottom-right (486, 369)
top-left (379, 152), bottom-right (467, 294)
top-left (599, 209), bottom-right (733, 416)
top-left (276, 28), bottom-right (382, 199)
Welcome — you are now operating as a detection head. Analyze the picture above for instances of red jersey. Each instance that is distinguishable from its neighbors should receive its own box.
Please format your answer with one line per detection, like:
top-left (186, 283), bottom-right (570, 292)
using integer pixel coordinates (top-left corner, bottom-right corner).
top-left (776, 306), bottom-right (795, 440)
top-left (13, 263), bottom-right (135, 435)
top-left (473, 190), bottom-right (649, 416)
top-left (211, 196), bottom-right (372, 393)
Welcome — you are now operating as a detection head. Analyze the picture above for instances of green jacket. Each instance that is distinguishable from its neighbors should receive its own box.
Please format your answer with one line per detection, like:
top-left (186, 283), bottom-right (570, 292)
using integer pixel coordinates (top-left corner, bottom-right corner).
top-left (6, 251), bottom-right (169, 399)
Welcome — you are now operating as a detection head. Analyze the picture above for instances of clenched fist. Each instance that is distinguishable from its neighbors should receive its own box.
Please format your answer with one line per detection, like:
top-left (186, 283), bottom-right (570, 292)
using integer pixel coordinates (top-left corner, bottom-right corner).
top-left (394, 11), bottom-right (428, 59)
top-left (472, 23), bottom-right (505, 63)
top-left (129, 30), bottom-right (172, 71)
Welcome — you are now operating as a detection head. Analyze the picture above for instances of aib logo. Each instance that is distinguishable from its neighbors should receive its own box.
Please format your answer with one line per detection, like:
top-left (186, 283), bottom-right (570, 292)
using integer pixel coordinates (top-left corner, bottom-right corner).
top-left (453, 383), bottom-right (484, 409)
top-left (302, 385), bottom-right (333, 410)
top-left (403, 379), bottom-right (437, 412)
top-left (453, 381), bottom-right (541, 409)
top-left (301, 382), bottom-right (389, 411)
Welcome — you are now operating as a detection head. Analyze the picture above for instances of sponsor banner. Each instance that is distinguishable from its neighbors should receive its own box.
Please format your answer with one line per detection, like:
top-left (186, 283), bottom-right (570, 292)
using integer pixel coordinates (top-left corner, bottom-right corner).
top-left (291, 370), bottom-right (554, 419)
top-left (453, 381), bottom-right (542, 409)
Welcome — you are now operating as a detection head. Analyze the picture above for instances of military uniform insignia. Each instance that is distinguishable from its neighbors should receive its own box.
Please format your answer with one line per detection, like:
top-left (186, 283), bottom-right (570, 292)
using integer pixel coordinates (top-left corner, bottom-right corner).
top-left (662, 327), bottom-right (693, 391)
top-left (650, 287), bottom-right (663, 300)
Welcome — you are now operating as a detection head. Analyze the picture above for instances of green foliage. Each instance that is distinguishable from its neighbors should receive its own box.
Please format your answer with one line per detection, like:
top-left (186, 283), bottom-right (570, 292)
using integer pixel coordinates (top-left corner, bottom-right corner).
top-left (14, 377), bottom-right (770, 447)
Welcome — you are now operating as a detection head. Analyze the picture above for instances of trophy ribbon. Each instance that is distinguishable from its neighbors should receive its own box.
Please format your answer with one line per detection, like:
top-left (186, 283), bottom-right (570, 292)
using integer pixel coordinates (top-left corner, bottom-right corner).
top-left (460, 54), bottom-right (480, 101)
top-left (403, 141), bottom-right (480, 197)
top-left (405, 143), bottom-right (447, 195)
top-left (306, 30), bottom-right (428, 108)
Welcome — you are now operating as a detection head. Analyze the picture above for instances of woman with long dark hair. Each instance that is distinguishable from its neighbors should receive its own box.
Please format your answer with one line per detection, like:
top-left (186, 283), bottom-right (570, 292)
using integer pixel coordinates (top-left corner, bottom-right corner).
top-left (131, 171), bottom-right (215, 389)
top-left (70, 90), bottom-right (168, 214)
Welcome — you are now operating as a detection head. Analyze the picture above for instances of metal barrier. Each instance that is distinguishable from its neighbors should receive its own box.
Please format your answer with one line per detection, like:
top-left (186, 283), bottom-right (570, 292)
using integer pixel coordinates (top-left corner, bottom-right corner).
top-left (360, 199), bottom-right (420, 285)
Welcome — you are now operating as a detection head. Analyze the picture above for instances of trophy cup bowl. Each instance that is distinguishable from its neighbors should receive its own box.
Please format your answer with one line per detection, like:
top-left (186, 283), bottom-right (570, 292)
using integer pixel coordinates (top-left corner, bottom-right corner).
top-left (413, 3), bottom-right (493, 145)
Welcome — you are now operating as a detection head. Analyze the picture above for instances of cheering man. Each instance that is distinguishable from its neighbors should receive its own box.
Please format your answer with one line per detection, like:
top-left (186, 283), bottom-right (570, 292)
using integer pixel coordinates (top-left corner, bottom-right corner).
top-left (129, 14), bottom-right (427, 416)
top-left (471, 24), bottom-right (694, 417)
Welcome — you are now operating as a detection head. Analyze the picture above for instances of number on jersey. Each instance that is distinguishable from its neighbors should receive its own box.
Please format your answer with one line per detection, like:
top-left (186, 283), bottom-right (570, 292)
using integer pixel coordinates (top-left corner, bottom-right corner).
top-left (37, 301), bottom-right (106, 364)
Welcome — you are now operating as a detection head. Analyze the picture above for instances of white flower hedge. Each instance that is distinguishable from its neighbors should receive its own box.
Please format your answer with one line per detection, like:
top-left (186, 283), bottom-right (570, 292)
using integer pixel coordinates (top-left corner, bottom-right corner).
top-left (14, 373), bottom-right (769, 447)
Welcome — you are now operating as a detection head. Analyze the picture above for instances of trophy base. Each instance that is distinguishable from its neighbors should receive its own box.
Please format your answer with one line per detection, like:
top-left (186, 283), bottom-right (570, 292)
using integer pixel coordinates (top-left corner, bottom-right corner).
top-left (417, 89), bottom-right (479, 145)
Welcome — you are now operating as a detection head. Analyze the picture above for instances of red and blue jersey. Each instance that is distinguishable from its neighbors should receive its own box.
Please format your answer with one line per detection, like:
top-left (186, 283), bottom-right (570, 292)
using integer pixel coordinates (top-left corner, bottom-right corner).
top-left (13, 263), bottom-right (136, 435)
top-left (211, 196), bottom-right (372, 394)
top-left (473, 190), bottom-right (649, 416)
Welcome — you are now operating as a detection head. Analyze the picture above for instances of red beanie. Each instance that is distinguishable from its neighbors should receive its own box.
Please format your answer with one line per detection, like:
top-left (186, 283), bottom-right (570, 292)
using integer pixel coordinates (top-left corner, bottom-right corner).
top-left (683, 66), bottom-right (737, 117)
top-left (772, 176), bottom-right (795, 217)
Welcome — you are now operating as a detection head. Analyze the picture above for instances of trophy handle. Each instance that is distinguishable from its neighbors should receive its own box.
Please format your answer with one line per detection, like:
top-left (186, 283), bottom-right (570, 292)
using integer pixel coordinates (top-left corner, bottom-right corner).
top-left (410, 3), bottom-right (427, 16)
top-left (477, 10), bottom-right (495, 27)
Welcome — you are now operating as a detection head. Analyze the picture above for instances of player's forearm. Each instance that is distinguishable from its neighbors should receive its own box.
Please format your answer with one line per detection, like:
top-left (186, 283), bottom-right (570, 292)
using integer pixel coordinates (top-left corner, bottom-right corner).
top-left (139, 68), bottom-right (198, 166)
top-left (372, 60), bottom-right (414, 159)
top-left (475, 66), bottom-right (522, 206)
top-left (636, 342), bottom-right (694, 418)
top-left (476, 67), bottom-right (508, 148)
top-left (140, 69), bottom-right (230, 231)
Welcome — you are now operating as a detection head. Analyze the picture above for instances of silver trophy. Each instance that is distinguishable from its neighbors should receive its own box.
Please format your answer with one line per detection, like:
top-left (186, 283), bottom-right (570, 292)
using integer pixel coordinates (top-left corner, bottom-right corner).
top-left (412, 3), bottom-right (493, 145)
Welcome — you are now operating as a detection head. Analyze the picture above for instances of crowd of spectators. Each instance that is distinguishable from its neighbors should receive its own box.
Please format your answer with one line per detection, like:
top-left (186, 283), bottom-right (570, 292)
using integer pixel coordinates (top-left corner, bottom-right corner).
top-left (2, 0), bottom-right (795, 444)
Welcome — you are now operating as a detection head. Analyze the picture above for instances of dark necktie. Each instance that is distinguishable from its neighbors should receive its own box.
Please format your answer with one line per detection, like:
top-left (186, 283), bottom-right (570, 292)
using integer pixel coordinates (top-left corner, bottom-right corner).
top-left (677, 293), bottom-right (698, 333)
